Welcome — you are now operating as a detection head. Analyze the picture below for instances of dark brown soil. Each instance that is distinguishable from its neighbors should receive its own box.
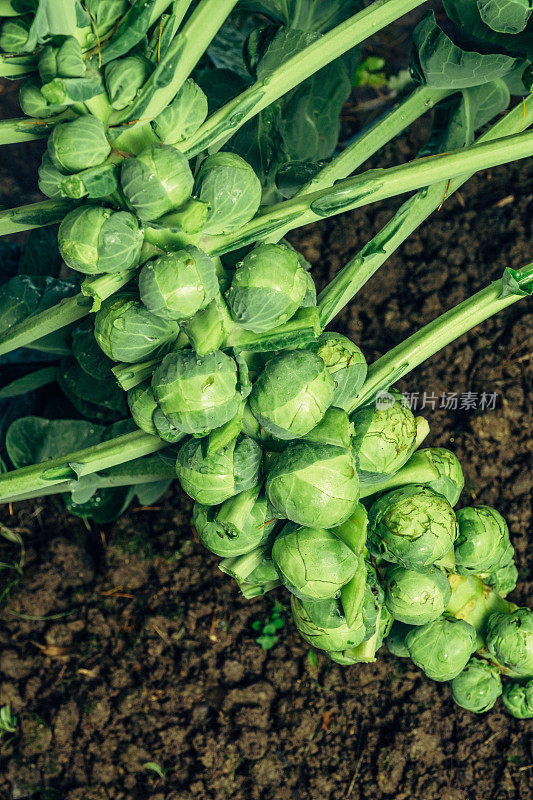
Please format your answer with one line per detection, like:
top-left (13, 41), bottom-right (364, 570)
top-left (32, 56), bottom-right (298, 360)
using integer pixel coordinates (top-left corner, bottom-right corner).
top-left (0, 50), bottom-right (532, 800)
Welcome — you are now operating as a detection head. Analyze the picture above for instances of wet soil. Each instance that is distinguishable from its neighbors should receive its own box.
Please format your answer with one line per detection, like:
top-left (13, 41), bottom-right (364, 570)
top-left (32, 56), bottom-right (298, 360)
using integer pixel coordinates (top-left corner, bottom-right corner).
top-left (0, 42), bottom-right (532, 800)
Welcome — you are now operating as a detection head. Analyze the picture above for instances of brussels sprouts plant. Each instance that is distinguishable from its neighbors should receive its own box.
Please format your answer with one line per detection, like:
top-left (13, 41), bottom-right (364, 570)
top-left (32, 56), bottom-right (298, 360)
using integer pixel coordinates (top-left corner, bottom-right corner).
top-left (0, 0), bottom-right (531, 725)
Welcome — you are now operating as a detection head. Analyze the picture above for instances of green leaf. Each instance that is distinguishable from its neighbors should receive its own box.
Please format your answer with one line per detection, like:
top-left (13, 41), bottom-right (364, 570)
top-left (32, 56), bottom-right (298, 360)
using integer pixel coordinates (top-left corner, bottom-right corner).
top-left (477, 0), bottom-right (533, 34)
top-left (251, 620), bottom-right (263, 630)
top-left (240, 0), bottom-right (363, 33)
top-left (0, 367), bottom-right (56, 399)
top-left (410, 11), bottom-right (518, 88)
top-left (19, 228), bottom-right (63, 278)
top-left (256, 634), bottom-right (277, 649)
top-left (71, 319), bottom-right (114, 381)
top-left (443, 0), bottom-right (533, 60)
top-left (0, 275), bottom-right (78, 338)
top-left (57, 358), bottom-right (128, 423)
top-left (134, 479), bottom-right (172, 506)
top-left (25, 0), bottom-right (78, 51)
top-left (64, 486), bottom-right (135, 523)
top-left (6, 417), bottom-right (105, 468)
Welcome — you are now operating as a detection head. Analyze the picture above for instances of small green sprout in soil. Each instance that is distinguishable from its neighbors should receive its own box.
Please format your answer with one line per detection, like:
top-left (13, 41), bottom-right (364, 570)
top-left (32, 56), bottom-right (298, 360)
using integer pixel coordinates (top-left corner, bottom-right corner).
top-left (252, 606), bottom-right (285, 650)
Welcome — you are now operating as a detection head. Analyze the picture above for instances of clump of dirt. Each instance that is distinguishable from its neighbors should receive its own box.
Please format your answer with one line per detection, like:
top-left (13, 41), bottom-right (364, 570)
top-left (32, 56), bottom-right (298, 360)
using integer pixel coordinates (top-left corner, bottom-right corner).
top-left (0, 57), bottom-right (531, 800)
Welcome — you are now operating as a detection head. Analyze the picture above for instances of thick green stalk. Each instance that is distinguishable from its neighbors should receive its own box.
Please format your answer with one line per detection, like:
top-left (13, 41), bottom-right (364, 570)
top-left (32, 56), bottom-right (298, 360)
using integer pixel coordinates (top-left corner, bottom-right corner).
top-left (0, 112), bottom-right (76, 144)
top-left (204, 130), bottom-right (533, 255)
top-left (181, 0), bottom-right (429, 156)
top-left (0, 197), bottom-right (75, 237)
top-left (317, 95), bottom-right (533, 328)
top-left (0, 269), bottom-right (137, 357)
top-left (111, 0), bottom-right (239, 132)
top-left (265, 85), bottom-right (451, 244)
top-left (359, 449), bottom-right (441, 498)
top-left (0, 431), bottom-right (172, 502)
top-left (350, 262), bottom-right (533, 412)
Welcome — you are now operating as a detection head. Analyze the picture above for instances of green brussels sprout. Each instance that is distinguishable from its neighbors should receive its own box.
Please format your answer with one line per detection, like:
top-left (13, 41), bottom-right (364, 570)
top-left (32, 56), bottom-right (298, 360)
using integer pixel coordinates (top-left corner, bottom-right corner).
top-left (249, 351), bottom-right (334, 440)
top-left (406, 616), bottom-right (477, 681)
top-left (502, 679), bottom-right (533, 718)
top-left (226, 244), bottom-right (311, 333)
top-left (418, 447), bottom-right (464, 506)
top-left (266, 442), bottom-right (360, 528)
top-left (58, 206), bottom-right (143, 275)
top-left (384, 564), bottom-right (452, 625)
top-left (152, 79), bottom-right (208, 144)
top-left (272, 524), bottom-right (359, 600)
top-left (0, 16), bottom-right (30, 52)
top-left (120, 144), bottom-right (194, 222)
top-left (450, 658), bottom-right (502, 713)
top-left (176, 435), bottom-right (262, 505)
top-left (152, 350), bottom-right (242, 436)
top-left (351, 391), bottom-right (417, 475)
top-left (196, 153), bottom-right (261, 235)
top-left (95, 293), bottom-right (179, 363)
top-left (39, 37), bottom-right (85, 83)
top-left (192, 486), bottom-right (276, 557)
top-left (386, 620), bottom-right (412, 657)
top-left (19, 78), bottom-right (67, 119)
top-left (483, 561), bottom-right (518, 598)
top-left (47, 117), bottom-right (111, 174)
top-left (455, 506), bottom-right (513, 575)
top-left (368, 486), bottom-right (458, 569)
top-left (309, 333), bottom-right (367, 412)
top-left (127, 382), bottom-right (157, 435)
top-left (139, 246), bottom-right (219, 321)
top-left (152, 407), bottom-right (184, 443)
top-left (38, 152), bottom-right (64, 198)
top-left (105, 55), bottom-right (151, 110)
top-left (291, 594), bottom-right (366, 652)
top-left (485, 608), bottom-right (533, 678)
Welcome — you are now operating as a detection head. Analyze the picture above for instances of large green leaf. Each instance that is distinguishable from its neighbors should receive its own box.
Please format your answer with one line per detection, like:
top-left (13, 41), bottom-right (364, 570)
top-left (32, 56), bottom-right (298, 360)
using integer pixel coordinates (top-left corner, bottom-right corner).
top-left (443, 0), bottom-right (533, 59)
top-left (57, 358), bottom-right (128, 423)
top-left (0, 276), bottom-right (78, 338)
top-left (0, 367), bottom-right (56, 399)
top-left (240, 0), bottom-right (362, 33)
top-left (71, 319), bottom-right (114, 381)
top-left (19, 228), bottom-right (63, 278)
top-left (411, 12), bottom-right (518, 88)
top-left (5, 416), bottom-right (105, 468)
top-left (478, 0), bottom-right (533, 34)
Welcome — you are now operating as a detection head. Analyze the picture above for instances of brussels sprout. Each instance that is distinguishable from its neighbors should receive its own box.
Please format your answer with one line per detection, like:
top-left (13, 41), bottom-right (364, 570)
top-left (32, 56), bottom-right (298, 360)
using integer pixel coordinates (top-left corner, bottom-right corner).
top-left (152, 79), bottom-right (208, 144)
top-left (384, 564), bottom-right (452, 625)
top-left (418, 447), bottom-right (464, 506)
top-left (127, 382), bottom-right (157, 435)
top-left (291, 594), bottom-right (366, 652)
top-left (19, 78), bottom-right (67, 119)
top-left (219, 546), bottom-right (280, 598)
top-left (368, 486), bottom-right (458, 569)
top-left (47, 117), bottom-right (111, 174)
top-left (266, 442), bottom-right (359, 528)
top-left (120, 144), bottom-right (194, 222)
top-left (95, 293), bottom-right (179, 363)
top-left (38, 152), bottom-right (64, 199)
top-left (39, 37), bottom-right (85, 83)
top-left (152, 407), bottom-right (184, 443)
top-left (58, 206), bottom-right (143, 275)
top-left (450, 658), bottom-right (502, 713)
top-left (250, 351), bottom-right (334, 440)
top-left (502, 679), bottom-right (533, 718)
top-left (105, 56), bottom-right (151, 110)
top-left (139, 246), bottom-right (219, 321)
top-left (310, 333), bottom-right (367, 411)
top-left (193, 487), bottom-right (276, 557)
top-left (152, 350), bottom-right (243, 436)
top-left (196, 153), bottom-right (261, 235)
top-left (0, 16), bottom-right (30, 52)
top-left (226, 244), bottom-right (311, 333)
top-left (406, 616), bottom-right (477, 682)
top-left (485, 608), bottom-right (533, 678)
top-left (176, 435), bottom-right (262, 505)
top-left (351, 391), bottom-right (417, 475)
top-left (386, 620), bottom-right (412, 657)
top-left (483, 561), bottom-right (518, 598)
top-left (455, 506), bottom-right (513, 575)
top-left (272, 524), bottom-right (359, 600)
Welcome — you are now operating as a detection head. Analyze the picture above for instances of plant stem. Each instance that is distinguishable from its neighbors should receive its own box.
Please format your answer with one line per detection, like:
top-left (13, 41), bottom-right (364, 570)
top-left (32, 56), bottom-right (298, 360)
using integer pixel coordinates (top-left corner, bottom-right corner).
top-left (350, 262), bottom-right (533, 412)
top-left (0, 112), bottom-right (76, 144)
top-left (0, 269), bottom-right (137, 357)
top-left (0, 197), bottom-right (75, 237)
top-left (265, 85), bottom-right (451, 244)
top-left (0, 431), bottom-right (172, 502)
top-left (317, 94), bottom-right (533, 328)
top-left (0, 53), bottom-right (36, 78)
top-left (111, 0), bottom-right (239, 133)
top-left (204, 130), bottom-right (533, 255)
top-left (181, 0), bottom-right (429, 156)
